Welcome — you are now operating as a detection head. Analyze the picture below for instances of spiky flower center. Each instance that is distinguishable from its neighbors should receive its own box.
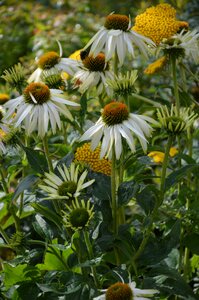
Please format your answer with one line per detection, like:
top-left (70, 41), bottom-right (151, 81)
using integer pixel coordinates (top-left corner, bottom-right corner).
top-left (106, 282), bottom-right (133, 300)
top-left (69, 208), bottom-right (90, 228)
top-left (82, 53), bottom-right (108, 72)
top-left (23, 83), bottom-right (50, 104)
top-left (165, 116), bottom-right (186, 133)
top-left (38, 51), bottom-right (60, 70)
top-left (102, 102), bottom-right (129, 126)
top-left (105, 14), bottom-right (129, 31)
top-left (58, 181), bottom-right (77, 196)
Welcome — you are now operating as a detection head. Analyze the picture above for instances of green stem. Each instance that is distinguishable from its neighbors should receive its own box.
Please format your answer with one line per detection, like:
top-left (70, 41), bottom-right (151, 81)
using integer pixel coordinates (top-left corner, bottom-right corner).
top-left (131, 93), bottom-right (162, 107)
top-left (83, 230), bottom-right (99, 288)
top-left (9, 205), bottom-right (21, 232)
top-left (160, 136), bottom-right (173, 199)
top-left (111, 147), bottom-right (118, 235)
top-left (0, 225), bottom-right (10, 244)
top-left (171, 56), bottom-right (180, 115)
top-left (133, 202), bottom-right (159, 261)
top-left (43, 135), bottom-right (53, 172)
top-left (133, 136), bottom-right (173, 262)
top-left (0, 167), bottom-right (9, 194)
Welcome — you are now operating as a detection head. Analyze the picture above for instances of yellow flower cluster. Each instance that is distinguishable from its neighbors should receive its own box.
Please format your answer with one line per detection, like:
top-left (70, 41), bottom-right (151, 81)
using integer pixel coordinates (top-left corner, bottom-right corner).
top-left (74, 143), bottom-right (111, 176)
top-left (148, 147), bottom-right (178, 163)
top-left (144, 56), bottom-right (168, 75)
top-left (0, 93), bottom-right (9, 104)
top-left (133, 3), bottom-right (189, 45)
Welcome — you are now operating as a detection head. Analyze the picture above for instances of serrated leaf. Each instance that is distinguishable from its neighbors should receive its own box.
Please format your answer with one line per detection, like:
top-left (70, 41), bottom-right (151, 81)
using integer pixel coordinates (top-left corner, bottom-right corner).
top-left (136, 184), bottom-right (159, 214)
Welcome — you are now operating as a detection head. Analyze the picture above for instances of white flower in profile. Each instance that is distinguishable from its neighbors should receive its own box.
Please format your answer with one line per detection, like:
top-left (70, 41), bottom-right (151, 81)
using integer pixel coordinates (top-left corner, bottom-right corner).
top-left (84, 13), bottom-right (155, 66)
top-left (93, 280), bottom-right (158, 300)
top-left (28, 41), bottom-right (80, 83)
top-left (159, 29), bottom-right (199, 63)
top-left (3, 82), bottom-right (79, 137)
top-left (73, 51), bottom-right (114, 95)
top-left (80, 101), bottom-right (156, 159)
top-left (39, 162), bottom-right (95, 201)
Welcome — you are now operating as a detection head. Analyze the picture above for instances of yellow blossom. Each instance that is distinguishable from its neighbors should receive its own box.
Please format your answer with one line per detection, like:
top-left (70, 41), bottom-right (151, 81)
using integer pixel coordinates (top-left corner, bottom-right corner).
top-left (148, 147), bottom-right (178, 163)
top-left (144, 56), bottom-right (168, 75)
top-left (169, 147), bottom-right (178, 157)
top-left (0, 93), bottom-right (9, 105)
top-left (74, 142), bottom-right (111, 176)
top-left (133, 3), bottom-right (189, 45)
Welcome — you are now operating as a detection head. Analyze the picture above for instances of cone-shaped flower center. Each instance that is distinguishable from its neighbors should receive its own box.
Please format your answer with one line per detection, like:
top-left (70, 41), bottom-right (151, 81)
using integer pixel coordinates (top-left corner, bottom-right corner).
top-left (102, 102), bottom-right (129, 126)
top-left (82, 53), bottom-right (108, 72)
top-left (105, 14), bottom-right (129, 31)
top-left (106, 282), bottom-right (133, 300)
top-left (69, 208), bottom-right (90, 228)
top-left (23, 83), bottom-right (50, 104)
top-left (58, 181), bottom-right (77, 196)
top-left (38, 51), bottom-right (60, 69)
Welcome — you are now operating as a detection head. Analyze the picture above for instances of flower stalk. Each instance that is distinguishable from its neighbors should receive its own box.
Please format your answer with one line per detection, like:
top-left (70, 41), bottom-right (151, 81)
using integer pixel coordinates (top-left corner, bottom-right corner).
top-left (83, 229), bottom-right (99, 288)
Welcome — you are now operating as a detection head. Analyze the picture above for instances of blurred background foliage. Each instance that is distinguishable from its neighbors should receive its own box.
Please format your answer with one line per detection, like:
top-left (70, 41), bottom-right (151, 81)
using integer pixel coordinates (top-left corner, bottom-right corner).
top-left (0, 0), bottom-right (198, 90)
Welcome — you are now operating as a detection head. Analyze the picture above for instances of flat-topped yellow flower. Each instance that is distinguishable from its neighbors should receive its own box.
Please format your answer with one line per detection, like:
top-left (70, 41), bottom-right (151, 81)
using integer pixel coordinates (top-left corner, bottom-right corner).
top-left (74, 143), bottom-right (111, 176)
top-left (144, 56), bottom-right (168, 75)
top-left (148, 147), bottom-right (178, 163)
top-left (133, 3), bottom-right (188, 45)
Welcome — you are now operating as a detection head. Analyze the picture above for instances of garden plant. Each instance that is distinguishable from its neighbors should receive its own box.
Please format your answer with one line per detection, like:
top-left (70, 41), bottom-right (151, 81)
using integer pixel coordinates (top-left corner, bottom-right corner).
top-left (0, 1), bottom-right (199, 299)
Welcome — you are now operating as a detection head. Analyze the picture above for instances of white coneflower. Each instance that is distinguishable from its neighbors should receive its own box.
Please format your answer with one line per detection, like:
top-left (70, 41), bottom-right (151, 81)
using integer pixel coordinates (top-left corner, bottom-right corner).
top-left (93, 280), bottom-right (158, 300)
top-left (84, 13), bottom-right (155, 65)
top-left (39, 162), bottom-right (95, 201)
top-left (3, 82), bottom-right (79, 137)
top-left (158, 29), bottom-right (199, 63)
top-left (28, 42), bottom-right (80, 83)
top-left (73, 52), bottom-right (114, 95)
top-left (80, 101), bottom-right (156, 159)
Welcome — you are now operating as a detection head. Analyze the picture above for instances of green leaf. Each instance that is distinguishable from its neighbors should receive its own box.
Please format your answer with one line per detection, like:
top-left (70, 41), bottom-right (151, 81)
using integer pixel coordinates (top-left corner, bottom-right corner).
top-left (3, 263), bottom-right (40, 288)
top-left (136, 185), bottom-right (159, 214)
top-left (23, 147), bottom-right (48, 174)
top-left (183, 233), bottom-right (199, 255)
top-left (118, 180), bottom-right (139, 206)
top-left (33, 214), bottom-right (53, 241)
top-left (16, 282), bottom-right (40, 300)
top-left (150, 263), bottom-right (197, 299)
top-left (165, 164), bottom-right (199, 191)
top-left (11, 174), bottom-right (39, 202)
top-left (31, 203), bottom-right (62, 230)
top-left (138, 220), bottom-right (181, 265)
